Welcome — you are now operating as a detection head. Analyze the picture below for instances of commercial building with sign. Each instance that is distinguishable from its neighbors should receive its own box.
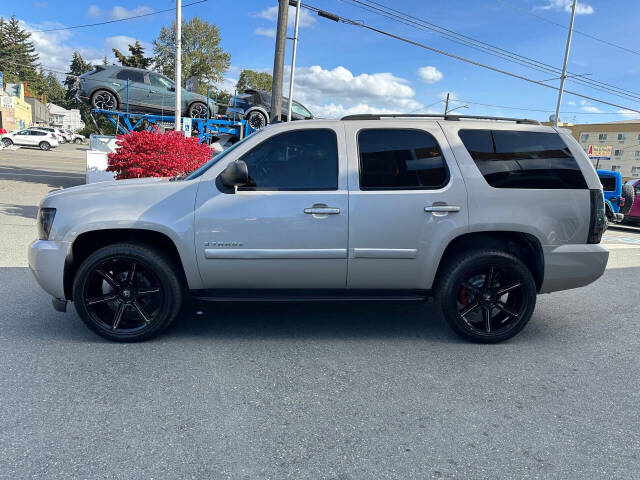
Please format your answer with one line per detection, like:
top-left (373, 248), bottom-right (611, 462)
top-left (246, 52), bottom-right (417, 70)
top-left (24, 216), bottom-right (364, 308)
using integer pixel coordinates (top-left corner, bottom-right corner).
top-left (568, 120), bottom-right (640, 180)
top-left (1, 83), bottom-right (32, 131)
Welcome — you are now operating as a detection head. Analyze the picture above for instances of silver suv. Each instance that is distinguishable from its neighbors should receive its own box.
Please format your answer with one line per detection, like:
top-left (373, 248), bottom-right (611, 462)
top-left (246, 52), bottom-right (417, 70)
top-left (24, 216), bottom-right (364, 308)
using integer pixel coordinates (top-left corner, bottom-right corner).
top-left (28, 114), bottom-right (609, 343)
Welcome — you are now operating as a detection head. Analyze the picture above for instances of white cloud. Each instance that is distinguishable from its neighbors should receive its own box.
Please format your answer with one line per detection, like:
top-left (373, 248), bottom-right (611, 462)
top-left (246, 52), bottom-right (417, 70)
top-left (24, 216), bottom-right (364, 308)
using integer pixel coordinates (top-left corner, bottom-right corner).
top-left (254, 27), bottom-right (276, 38)
top-left (567, 101), bottom-right (577, 106)
top-left (582, 105), bottom-right (601, 113)
top-left (535, 0), bottom-right (594, 15)
top-left (418, 66), bottom-right (443, 84)
top-left (617, 109), bottom-right (639, 117)
top-left (283, 65), bottom-right (425, 118)
top-left (86, 5), bottom-right (154, 21)
top-left (87, 4), bottom-right (101, 17)
top-left (250, 5), bottom-right (317, 29)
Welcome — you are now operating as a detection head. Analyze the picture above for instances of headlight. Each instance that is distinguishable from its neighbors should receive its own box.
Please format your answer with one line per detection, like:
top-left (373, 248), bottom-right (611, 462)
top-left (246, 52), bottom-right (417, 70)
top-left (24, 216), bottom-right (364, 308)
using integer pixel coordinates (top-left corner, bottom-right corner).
top-left (37, 208), bottom-right (56, 240)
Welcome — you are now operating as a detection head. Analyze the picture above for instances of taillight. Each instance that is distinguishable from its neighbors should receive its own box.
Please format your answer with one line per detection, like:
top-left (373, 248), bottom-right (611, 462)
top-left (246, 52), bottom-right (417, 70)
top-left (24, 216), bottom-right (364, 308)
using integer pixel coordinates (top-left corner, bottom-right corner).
top-left (619, 197), bottom-right (625, 207)
top-left (588, 189), bottom-right (606, 244)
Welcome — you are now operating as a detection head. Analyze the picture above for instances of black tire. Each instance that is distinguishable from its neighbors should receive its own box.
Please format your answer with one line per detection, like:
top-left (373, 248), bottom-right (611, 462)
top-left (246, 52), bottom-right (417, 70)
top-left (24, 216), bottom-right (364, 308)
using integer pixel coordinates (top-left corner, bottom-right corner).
top-left (2, 138), bottom-right (13, 147)
top-left (188, 102), bottom-right (209, 119)
top-left (73, 243), bottom-right (184, 342)
top-left (74, 138), bottom-right (83, 144)
top-left (39, 141), bottom-right (51, 151)
top-left (620, 183), bottom-right (635, 215)
top-left (91, 89), bottom-right (118, 111)
top-left (435, 249), bottom-right (537, 343)
top-left (246, 110), bottom-right (268, 130)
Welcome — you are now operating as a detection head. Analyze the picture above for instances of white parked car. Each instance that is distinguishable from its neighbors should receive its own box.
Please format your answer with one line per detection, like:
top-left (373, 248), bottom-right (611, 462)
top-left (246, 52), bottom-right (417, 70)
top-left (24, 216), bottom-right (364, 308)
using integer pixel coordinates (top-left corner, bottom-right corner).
top-left (29, 114), bottom-right (608, 342)
top-left (2, 128), bottom-right (59, 150)
top-left (30, 126), bottom-right (68, 144)
top-left (66, 130), bottom-right (85, 144)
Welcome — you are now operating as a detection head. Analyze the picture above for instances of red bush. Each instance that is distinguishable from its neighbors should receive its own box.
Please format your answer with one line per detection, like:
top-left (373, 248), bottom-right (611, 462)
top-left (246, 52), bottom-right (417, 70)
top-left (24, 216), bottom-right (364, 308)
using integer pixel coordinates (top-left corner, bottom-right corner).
top-left (107, 130), bottom-right (212, 180)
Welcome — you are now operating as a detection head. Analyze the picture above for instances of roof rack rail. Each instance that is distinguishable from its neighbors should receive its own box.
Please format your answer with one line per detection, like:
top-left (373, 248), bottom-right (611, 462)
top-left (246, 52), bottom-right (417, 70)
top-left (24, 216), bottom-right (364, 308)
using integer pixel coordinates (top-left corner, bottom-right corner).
top-left (340, 113), bottom-right (540, 125)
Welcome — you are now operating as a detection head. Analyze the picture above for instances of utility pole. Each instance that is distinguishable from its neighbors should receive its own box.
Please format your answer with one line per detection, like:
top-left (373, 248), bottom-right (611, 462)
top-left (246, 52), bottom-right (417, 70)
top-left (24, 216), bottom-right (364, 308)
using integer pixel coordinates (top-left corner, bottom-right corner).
top-left (174, 0), bottom-right (182, 130)
top-left (270, 0), bottom-right (289, 123)
top-left (444, 93), bottom-right (450, 115)
top-left (554, 0), bottom-right (577, 127)
top-left (287, 0), bottom-right (301, 121)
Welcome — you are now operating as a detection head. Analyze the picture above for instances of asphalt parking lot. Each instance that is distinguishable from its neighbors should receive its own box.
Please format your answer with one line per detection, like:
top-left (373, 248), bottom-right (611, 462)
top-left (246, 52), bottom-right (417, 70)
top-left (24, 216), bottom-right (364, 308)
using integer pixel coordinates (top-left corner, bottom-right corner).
top-left (1, 145), bottom-right (640, 479)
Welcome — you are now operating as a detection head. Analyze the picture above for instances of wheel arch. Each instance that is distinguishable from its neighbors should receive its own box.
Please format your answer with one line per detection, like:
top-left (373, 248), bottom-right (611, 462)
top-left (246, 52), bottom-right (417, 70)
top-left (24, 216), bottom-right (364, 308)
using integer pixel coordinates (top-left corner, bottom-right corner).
top-left (244, 106), bottom-right (269, 122)
top-left (432, 231), bottom-right (545, 293)
top-left (64, 228), bottom-right (190, 300)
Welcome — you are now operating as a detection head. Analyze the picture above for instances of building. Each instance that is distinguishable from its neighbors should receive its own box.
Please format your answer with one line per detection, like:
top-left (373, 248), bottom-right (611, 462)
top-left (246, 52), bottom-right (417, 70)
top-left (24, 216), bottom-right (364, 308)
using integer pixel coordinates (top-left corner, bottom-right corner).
top-left (567, 120), bottom-right (640, 180)
top-left (24, 95), bottom-right (50, 125)
top-left (0, 83), bottom-right (32, 131)
top-left (47, 103), bottom-right (85, 131)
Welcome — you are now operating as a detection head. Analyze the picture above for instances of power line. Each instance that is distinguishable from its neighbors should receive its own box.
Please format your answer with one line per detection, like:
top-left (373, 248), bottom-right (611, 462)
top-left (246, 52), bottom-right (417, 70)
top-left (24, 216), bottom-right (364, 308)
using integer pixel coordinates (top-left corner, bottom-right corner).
top-left (298, 1), bottom-right (640, 114)
top-left (495, 0), bottom-right (640, 58)
top-left (29, 0), bottom-right (208, 33)
top-left (341, 0), bottom-right (640, 103)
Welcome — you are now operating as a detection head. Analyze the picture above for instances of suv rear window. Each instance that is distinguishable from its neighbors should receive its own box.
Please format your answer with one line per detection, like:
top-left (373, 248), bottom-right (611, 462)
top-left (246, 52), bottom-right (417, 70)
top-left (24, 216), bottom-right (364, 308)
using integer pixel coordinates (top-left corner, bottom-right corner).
top-left (459, 129), bottom-right (588, 189)
top-left (115, 69), bottom-right (145, 84)
top-left (599, 176), bottom-right (616, 191)
top-left (358, 129), bottom-right (448, 189)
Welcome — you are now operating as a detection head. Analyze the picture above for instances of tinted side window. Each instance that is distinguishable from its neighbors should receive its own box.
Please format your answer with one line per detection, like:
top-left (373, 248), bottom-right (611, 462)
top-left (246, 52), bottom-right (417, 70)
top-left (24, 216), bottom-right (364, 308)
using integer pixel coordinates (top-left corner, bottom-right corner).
top-left (599, 176), bottom-right (616, 192)
top-left (459, 129), bottom-right (588, 189)
top-left (239, 129), bottom-right (338, 190)
top-left (115, 69), bottom-right (145, 84)
top-left (30, 131), bottom-right (46, 136)
top-left (358, 129), bottom-right (448, 189)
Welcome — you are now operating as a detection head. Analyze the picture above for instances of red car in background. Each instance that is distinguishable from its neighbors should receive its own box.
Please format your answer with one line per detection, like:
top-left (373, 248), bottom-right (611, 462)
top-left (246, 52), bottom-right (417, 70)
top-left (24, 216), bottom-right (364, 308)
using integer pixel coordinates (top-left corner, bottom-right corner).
top-left (625, 179), bottom-right (640, 224)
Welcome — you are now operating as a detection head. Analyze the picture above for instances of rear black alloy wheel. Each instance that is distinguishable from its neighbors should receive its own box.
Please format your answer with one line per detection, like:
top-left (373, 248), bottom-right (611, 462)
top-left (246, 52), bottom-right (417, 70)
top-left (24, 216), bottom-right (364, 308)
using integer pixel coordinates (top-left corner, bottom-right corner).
top-left (73, 243), bottom-right (183, 342)
top-left (188, 102), bottom-right (208, 119)
top-left (246, 110), bottom-right (267, 130)
top-left (437, 250), bottom-right (536, 343)
top-left (91, 89), bottom-right (118, 110)
top-left (39, 141), bottom-right (51, 151)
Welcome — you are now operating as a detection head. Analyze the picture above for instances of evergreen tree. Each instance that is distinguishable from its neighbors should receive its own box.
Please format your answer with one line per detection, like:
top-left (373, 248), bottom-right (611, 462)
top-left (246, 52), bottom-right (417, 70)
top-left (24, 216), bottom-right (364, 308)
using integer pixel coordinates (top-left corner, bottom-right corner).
top-left (113, 40), bottom-right (152, 69)
top-left (45, 72), bottom-right (66, 106)
top-left (64, 52), bottom-right (93, 105)
top-left (0, 15), bottom-right (40, 86)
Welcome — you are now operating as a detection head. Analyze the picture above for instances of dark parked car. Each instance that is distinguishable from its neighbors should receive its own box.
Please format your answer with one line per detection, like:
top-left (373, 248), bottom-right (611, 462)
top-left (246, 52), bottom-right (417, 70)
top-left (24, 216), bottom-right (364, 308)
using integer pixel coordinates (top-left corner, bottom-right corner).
top-left (76, 65), bottom-right (216, 118)
top-left (226, 89), bottom-right (313, 130)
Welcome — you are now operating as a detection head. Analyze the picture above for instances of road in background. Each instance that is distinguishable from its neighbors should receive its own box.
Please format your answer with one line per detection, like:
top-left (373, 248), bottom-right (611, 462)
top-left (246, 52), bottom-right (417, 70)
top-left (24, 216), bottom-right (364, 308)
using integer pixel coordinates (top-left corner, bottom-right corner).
top-left (1, 145), bottom-right (639, 478)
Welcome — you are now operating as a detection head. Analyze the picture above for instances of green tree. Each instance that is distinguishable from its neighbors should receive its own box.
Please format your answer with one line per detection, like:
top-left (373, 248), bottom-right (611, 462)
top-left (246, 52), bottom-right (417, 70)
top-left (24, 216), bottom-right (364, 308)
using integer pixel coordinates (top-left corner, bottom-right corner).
top-left (113, 40), bottom-right (152, 69)
top-left (236, 69), bottom-right (272, 93)
top-left (44, 72), bottom-right (66, 106)
top-left (153, 17), bottom-right (230, 93)
top-left (64, 51), bottom-right (93, 105)
top-left (0, 15), bottom-right (40, 86)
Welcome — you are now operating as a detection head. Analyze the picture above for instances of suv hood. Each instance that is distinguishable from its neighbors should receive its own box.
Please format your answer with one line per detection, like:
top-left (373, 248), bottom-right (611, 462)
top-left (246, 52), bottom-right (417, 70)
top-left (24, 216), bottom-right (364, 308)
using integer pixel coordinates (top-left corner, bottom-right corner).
top-left (42, 177), bottom-right (168, 203)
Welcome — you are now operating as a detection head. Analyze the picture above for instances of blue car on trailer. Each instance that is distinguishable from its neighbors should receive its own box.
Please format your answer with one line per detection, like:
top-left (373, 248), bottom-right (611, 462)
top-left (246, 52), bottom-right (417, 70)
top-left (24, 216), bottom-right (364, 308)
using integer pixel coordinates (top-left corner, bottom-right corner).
top-left (597, 169), bottom-right (634, 223)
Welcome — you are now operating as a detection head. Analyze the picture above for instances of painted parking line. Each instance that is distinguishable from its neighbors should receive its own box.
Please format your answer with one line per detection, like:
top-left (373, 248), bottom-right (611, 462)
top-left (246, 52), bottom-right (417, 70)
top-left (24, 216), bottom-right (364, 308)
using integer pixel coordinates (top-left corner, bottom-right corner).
top-left (602, 234), bottom-right (640, 245)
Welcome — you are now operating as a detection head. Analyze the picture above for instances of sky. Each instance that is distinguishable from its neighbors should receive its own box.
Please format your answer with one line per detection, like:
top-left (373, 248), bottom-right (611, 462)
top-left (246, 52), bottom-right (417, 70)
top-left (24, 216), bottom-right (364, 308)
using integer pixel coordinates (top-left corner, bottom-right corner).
top-left (3, 0), bottom-right (640, 122)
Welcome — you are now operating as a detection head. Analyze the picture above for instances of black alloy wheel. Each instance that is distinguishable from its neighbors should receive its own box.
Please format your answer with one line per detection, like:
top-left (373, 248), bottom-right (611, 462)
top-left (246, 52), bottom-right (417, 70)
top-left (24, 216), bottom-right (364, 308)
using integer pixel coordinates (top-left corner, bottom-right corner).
top-left (188, 102), bottom-right (208, 119)
top-left (437, 250), bottom-right (536, 343)
top-left (2, 138), bottom-right (13, 147)
top-left (73, 243), bottom-right (183, 342)
top-left (39, 141), bottom-right (51, 151)
top-left (246, 110), bottom-right (267, 130)
top-left (91, 90), bottom-right (118, 111)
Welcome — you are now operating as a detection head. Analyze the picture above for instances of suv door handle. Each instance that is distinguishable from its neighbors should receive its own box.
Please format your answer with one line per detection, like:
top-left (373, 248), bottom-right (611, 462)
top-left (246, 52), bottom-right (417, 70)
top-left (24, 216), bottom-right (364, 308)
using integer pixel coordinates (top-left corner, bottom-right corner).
top-left (424, 205), bottom-right (461, 213)
top-left (149, 90), bottom-right (158, 93)
top-left (304, 206), bottom-right (340, 215)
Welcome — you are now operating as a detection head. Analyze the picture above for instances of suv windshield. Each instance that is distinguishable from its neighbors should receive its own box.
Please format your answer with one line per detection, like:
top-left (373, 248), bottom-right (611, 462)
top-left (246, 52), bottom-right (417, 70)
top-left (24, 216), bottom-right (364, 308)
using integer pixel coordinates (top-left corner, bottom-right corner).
top-left (291, 102), bottom-right (312, 118)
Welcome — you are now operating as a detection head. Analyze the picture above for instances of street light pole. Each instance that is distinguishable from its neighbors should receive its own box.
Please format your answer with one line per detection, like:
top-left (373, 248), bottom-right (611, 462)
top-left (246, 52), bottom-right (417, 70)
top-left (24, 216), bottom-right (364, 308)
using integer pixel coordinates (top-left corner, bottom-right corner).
top-left (174, 0), bottom-right (182, 130)
top-left (554, 0), bottom-right (577, 127)
top-left (287, 0), bottom-right (301, 122)
top-left (270, 0), bottom-right (289, 123)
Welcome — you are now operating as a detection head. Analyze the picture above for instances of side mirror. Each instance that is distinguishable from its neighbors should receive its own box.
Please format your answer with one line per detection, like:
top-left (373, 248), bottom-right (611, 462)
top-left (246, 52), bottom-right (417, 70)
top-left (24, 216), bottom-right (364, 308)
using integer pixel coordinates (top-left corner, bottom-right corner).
top-left (220, 160), bottom-right (249, 188)
top-left (169, 86), bottom-right (176, 92)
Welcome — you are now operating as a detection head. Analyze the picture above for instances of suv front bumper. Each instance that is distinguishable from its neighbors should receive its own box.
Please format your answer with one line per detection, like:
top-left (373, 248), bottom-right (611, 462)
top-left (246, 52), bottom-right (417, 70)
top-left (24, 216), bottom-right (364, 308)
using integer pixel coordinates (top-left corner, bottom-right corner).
top-left (28, 239), bottom-right (71, 301)
top-left (540, 244), bottom-right (609, 293)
